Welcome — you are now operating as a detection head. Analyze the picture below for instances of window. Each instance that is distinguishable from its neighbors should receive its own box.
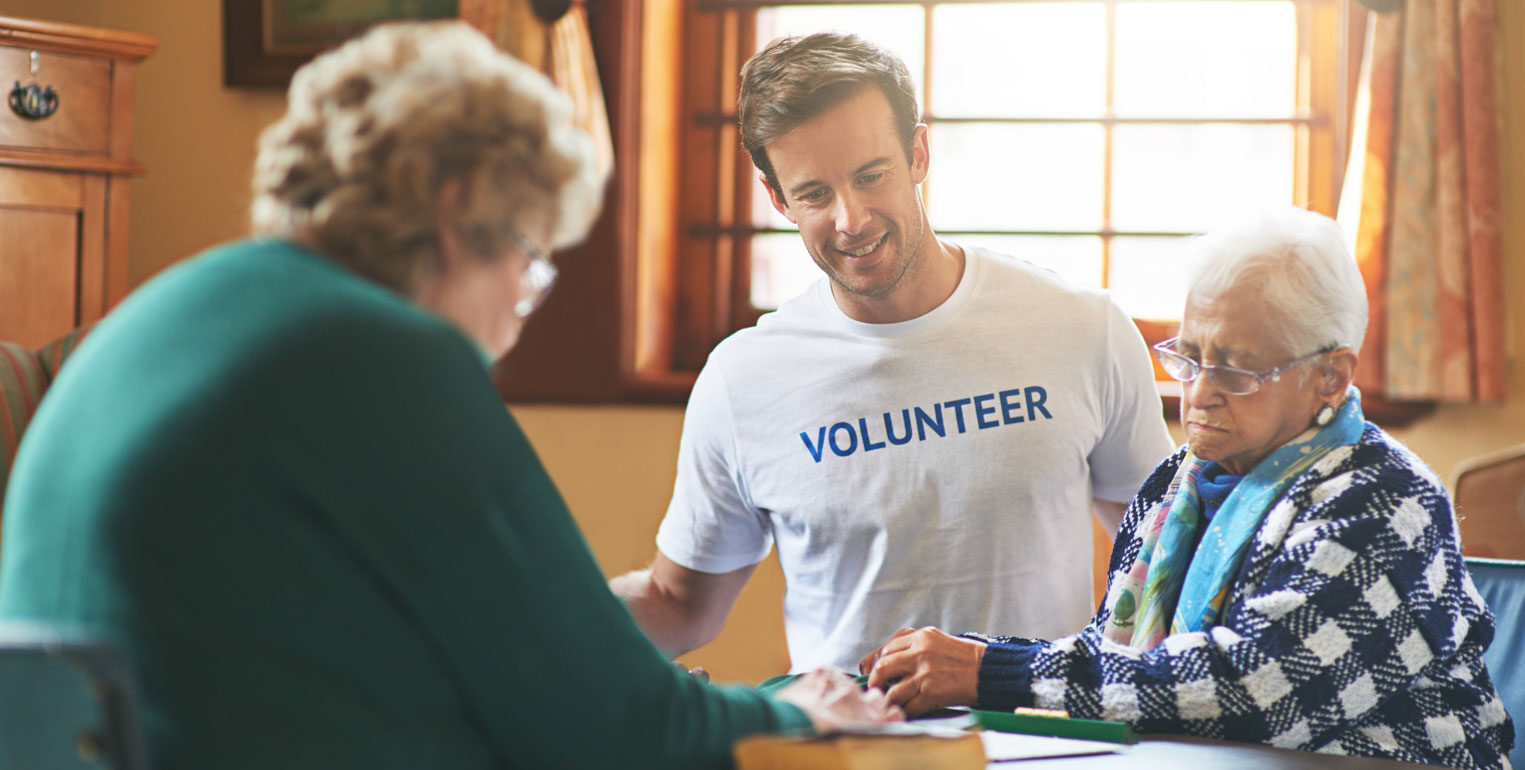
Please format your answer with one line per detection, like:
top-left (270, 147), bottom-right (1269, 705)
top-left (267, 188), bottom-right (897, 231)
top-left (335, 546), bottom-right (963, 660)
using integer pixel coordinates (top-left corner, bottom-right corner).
top-left (643, 0), bottom-right (1347, 384)
top-left (500, 0), bottom-right (1362, 406)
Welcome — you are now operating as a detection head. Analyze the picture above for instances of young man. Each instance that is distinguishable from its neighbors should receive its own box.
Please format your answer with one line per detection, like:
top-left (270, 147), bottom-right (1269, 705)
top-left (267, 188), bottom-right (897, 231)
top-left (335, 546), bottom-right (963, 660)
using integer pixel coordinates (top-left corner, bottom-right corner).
top-left (612, 32), bottom-right (1173, 673)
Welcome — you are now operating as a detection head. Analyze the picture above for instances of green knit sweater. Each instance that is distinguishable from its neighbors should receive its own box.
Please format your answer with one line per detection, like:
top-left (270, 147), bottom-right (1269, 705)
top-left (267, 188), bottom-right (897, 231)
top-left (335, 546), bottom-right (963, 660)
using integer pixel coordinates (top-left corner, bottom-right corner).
top-left (0, 239), bottom-right (808, 769)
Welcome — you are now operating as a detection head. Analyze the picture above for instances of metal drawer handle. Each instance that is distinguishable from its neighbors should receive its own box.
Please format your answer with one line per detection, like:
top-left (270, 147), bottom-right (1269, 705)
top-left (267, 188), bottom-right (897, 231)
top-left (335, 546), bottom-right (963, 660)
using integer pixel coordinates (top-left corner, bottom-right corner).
top-left (9, 81), bottom-right (59, 121)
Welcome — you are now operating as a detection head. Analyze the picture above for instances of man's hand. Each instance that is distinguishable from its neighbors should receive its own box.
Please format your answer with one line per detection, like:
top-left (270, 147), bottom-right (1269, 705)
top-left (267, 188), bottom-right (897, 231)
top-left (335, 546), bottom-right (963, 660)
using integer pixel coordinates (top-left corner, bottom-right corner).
top-left (859, 627), bottom-right (985, 716)
top-left (774, 669), bottom-right (904, 731)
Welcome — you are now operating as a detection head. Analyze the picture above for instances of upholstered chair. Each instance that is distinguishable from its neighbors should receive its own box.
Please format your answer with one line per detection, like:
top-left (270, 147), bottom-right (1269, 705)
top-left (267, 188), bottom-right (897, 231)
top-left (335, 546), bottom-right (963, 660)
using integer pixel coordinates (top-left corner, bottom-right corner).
top-left (0, 325), bottom-right (94, 520)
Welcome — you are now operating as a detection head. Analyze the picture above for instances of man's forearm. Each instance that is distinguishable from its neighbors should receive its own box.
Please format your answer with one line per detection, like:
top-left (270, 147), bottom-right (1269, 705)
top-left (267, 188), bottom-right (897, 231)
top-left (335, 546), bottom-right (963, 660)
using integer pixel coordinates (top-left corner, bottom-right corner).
top-left (609, 568), bottom-right (707, 659)
top-left (1091, 498), bottom-right (1127, 540)
top-left (610, 555), bottom-right (757, 659)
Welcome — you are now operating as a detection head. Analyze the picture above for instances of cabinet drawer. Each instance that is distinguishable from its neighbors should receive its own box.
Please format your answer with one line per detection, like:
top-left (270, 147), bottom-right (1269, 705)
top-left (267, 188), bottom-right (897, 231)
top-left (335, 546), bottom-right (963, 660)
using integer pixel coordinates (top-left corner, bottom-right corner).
top-left (0, 47), bottom-right (111, 155)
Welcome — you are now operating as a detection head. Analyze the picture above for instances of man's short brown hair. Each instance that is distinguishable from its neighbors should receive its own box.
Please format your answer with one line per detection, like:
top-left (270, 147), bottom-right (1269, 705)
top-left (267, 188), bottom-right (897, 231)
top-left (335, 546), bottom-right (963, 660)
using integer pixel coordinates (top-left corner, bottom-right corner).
top-left (738, 32), bottom-right (920, 199)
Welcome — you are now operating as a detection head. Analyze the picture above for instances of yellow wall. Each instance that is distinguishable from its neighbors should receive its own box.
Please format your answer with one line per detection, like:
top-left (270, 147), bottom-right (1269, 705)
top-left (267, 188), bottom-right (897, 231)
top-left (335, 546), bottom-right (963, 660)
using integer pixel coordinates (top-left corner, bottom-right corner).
top-left (8, 0), bottom-right (1522, 685)
top-left (3, 0), bottom-right (101, 26)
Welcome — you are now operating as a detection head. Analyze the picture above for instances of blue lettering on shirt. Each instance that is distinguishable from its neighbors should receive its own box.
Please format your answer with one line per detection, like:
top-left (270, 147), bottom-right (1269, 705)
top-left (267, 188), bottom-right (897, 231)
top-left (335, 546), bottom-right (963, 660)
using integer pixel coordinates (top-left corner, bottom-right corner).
top-left (799, 385), bottom-right (1056, 462)
top-left (858, 417), bottom-right (887, 451)
top-left (973, 393), bottom-right (998, 429)
top-left (828, 422), bottom-right (857, 457)
top-left (998, 388), bottom-right (1025, 424)
top-left (944, 398), bottom-right (972, 433)
top-left (914, 405), bottom-right (945, 440)
top-left (884, 409), bottom-right (913, 446)
top-left (1026, 386), bottom-right (1051, 421)
top-left (799, 426), bottom-right (828, 463)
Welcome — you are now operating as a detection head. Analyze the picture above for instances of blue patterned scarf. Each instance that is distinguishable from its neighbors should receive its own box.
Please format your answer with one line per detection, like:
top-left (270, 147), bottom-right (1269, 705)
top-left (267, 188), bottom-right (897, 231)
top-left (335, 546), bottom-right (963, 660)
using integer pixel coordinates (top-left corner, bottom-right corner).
top-left (1104, 386), bottom-right (1365, 650)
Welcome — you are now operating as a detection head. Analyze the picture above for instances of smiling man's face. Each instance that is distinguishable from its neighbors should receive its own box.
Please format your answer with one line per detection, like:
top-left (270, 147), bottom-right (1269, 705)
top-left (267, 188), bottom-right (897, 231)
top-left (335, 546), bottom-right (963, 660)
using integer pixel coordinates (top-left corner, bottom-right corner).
top-left (763, 86), bottom-right (933, 320)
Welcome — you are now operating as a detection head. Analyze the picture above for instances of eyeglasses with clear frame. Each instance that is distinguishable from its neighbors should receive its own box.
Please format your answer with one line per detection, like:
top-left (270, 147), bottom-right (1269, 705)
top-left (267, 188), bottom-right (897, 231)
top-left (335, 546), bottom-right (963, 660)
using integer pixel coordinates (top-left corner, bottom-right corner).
top-left (1153, 337), bottom-right (1333, 396)
top-left (506, 229), bottom-right (557, 319)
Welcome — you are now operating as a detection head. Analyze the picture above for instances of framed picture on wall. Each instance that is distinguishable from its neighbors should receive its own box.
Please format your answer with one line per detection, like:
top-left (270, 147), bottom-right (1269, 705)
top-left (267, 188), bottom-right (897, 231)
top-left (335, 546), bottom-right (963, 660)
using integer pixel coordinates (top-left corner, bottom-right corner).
top-left (223, 0), bottom-right (459, 88)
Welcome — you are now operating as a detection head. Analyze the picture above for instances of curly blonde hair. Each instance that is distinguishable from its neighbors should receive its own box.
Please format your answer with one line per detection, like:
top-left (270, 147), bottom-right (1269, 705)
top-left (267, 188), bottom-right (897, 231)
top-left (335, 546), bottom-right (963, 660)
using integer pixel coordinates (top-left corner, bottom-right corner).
top-left (251, 20), bottom-right (604, 293)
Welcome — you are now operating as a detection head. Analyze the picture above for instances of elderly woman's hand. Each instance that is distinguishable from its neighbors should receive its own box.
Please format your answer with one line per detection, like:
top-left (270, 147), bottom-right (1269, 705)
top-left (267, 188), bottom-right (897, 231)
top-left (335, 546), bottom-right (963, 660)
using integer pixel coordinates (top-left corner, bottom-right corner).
top-left (774, 668), bottom-right (905, 731)
top-left (859, 627), bottom-right (986, 716)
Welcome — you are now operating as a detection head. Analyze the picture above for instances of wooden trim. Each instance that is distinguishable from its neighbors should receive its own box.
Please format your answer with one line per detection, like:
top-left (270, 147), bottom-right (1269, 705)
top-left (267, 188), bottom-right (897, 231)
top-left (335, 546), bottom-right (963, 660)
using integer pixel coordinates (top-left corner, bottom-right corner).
top-left (0, 15), bottom-right (156, 60)
top-left (0, 165), bottom-right (83, 207)
top-left (609, 0), bottom-right (646, 389)
top-left (628, 0), bottom-right (681, 381)
top-left (77, 174), bottom-right (107, 323)
top-left (0, 151), bottom-right (145, 176)
top-left (107, 59), bottom-right (136, 160)
top-left (725, 11), bottom-right (757, 331)
top-left (671, 7), bottom-right (732, 371)
top-left (104, 177), bottom-right (132, 307)
top-left (494, 0), bottom-right (643, 402)
top-left (1301, 0), bottom-right (1341, 214)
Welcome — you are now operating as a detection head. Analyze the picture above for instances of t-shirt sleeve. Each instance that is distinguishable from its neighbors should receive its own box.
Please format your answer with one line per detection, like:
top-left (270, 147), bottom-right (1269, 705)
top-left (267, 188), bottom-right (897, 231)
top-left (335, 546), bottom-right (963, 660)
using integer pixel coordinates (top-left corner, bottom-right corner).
top-left (655, 357), bottom-right (775, 573)
top-left (1087, 299), bottom-right (1176, 503)
top-left (298, 321), bottom-right (808, 769)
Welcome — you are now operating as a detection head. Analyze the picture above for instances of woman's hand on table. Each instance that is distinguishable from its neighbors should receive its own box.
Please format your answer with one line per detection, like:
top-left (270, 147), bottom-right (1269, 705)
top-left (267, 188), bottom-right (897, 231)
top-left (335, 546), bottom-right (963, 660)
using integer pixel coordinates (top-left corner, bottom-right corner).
top-left (774, 668), bottom-right (904, 731)
top-left (859, 627), bottom-right (986, 716)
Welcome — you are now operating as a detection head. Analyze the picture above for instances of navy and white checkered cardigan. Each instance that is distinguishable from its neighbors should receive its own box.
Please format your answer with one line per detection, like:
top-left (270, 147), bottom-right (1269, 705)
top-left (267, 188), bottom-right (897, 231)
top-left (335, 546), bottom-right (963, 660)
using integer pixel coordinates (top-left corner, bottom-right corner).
top-left (970, 424), bottom-right (1514, 768)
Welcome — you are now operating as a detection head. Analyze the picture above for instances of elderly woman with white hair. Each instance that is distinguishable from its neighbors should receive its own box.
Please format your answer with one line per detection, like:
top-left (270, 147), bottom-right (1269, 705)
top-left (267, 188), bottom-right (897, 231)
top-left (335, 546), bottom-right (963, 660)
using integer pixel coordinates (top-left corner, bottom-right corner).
top-left (858, 207), bottom-right (1513, 767)
top-left (0, 21), bottom-right (898, 770)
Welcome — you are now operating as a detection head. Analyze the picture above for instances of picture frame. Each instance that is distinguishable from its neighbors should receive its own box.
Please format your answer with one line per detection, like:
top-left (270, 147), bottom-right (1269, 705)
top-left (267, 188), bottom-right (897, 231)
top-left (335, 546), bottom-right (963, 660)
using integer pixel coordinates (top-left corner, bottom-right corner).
top-left (223, 0), bottom-right (459, 88)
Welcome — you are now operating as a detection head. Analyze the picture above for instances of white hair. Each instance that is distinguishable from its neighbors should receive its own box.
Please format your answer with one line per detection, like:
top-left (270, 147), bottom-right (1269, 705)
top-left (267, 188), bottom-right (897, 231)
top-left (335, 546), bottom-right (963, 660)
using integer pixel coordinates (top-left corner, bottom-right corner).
top-left (1184, 207), bottom-right (1368, 355)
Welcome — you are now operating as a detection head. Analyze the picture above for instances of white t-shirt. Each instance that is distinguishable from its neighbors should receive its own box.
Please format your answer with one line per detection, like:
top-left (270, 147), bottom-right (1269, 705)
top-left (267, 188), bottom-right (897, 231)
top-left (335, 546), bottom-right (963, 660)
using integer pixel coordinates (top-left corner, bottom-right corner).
top-left (656, 246), bottom-right (1173, 672)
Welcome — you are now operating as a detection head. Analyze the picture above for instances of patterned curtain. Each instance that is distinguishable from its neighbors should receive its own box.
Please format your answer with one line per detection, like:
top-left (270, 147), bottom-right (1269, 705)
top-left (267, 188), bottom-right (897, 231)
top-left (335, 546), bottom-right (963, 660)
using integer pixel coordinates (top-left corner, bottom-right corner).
top-left (1339, 0), bottom-right (1505, 402)
top-left (459, 0), bottom-right (615, 180)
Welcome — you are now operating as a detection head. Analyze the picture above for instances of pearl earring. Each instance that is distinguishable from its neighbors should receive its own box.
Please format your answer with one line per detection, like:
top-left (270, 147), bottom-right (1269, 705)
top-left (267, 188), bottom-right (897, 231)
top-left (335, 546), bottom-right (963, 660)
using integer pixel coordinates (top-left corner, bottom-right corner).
top-left (1315, 404), bottom-right (1335, 427)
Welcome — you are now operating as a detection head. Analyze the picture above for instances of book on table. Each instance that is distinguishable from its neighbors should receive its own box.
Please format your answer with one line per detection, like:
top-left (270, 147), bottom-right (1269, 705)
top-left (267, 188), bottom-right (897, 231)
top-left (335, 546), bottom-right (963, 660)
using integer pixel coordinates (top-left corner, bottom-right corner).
top-left (733, 727), bottom-right (986, 770)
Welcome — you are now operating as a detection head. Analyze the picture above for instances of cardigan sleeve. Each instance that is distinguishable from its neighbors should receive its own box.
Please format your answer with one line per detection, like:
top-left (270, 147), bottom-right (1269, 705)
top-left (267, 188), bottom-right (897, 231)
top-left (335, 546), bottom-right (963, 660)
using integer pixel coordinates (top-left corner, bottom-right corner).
top-left (971, 435), bottom-right (1506, 764)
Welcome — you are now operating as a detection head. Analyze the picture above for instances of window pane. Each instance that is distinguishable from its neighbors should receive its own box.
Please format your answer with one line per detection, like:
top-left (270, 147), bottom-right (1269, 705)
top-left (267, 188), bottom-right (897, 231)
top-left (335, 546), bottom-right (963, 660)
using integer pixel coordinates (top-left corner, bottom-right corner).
top-left (931, 2), bottom-right (1105, 118)
top-left (1114, 1), bottom-right (1296, 118)
top-left (953, 235), bottom-right (1102, 289)
top-left (930, 123), bottom-right (1104, 231)
top-left (750, 232), bottom-right (817, 309)
top-left (1111, 124), bottom-right (1293, 233)
top-left (755, 5), bottom-right (926, 100)
top-left (1109, 236), bottom-right (1191, 320)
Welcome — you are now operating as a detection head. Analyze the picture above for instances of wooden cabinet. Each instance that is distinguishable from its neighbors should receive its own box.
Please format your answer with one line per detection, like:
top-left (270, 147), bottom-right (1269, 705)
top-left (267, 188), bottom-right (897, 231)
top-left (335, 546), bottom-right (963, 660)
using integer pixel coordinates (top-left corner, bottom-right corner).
top-left (0, 16), bottom-right (155, 348)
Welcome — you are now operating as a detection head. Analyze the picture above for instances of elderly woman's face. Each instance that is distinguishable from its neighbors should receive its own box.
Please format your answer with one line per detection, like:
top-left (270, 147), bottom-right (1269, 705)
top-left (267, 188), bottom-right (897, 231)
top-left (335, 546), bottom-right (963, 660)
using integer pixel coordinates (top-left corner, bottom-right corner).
top-left (1177, 287), bottom-right (1329, 475)
top-left (417, 205), bottom-right (556, 360)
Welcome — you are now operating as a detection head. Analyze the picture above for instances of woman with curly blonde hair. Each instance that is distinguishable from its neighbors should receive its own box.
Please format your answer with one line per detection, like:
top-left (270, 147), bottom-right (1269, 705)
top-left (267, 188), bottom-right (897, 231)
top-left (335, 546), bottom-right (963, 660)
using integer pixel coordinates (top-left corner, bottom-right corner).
top-left (0, 21), bottom-right (898, 770)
